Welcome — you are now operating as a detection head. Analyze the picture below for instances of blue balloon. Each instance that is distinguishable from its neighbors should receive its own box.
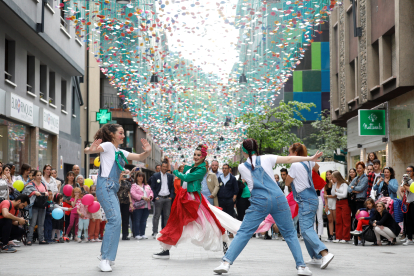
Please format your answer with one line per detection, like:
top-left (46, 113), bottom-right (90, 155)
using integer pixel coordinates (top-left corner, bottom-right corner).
top-left (52, 208), bottom-right (64, 220)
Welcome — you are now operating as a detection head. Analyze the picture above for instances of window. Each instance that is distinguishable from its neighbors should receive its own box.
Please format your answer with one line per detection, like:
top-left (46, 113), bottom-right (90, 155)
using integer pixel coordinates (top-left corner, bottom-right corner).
top-left (60, 0), bottom-right (69, 31)
top-left (72, 85), bottom-right (76, 115)
top-left (27, 56), bottom-right (35, 92)
top-left (4, 39), bottom-right (15, 83)
top-left (40, 65), bottom-right (47, 100)
top-left (49, 71), bottom-right (55, 104)
top-left (61, 80), bottom-right (67, 111)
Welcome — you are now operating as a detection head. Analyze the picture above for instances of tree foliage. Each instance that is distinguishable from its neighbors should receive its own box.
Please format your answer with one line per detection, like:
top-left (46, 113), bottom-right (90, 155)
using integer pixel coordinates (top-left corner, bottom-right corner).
top-left (236, 101), bottom-right (316, 155)
top-left (307, 110), bottom-right (347, 157)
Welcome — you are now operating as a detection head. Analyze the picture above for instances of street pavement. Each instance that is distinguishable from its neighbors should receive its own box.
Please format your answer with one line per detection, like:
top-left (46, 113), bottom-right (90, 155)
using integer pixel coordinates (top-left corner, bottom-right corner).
top-left (1, 215), bottom-right (411, 276)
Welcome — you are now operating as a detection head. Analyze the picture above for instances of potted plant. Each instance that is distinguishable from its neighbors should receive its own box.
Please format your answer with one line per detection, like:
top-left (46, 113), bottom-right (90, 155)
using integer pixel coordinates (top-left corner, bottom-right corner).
top-left (49, 98), bottom-right (53, 104)
top-left (39, 92), bottom-right (44, 99)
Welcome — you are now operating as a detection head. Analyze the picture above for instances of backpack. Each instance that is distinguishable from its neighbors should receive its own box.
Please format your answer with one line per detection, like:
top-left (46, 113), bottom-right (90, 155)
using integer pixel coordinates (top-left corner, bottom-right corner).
top-left (0, 198), bottom-right (14, 213)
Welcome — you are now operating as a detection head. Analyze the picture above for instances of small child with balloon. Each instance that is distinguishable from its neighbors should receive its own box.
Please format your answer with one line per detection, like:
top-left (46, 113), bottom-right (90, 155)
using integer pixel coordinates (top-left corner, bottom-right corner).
top-left (51, 193), bottom-right (72, 243)
top-left (64, 187), bottom-right (83, 242)
top-left (350, 198), bottom-right (376, 237)
top-left (77, 197), bottom-right (92, 243)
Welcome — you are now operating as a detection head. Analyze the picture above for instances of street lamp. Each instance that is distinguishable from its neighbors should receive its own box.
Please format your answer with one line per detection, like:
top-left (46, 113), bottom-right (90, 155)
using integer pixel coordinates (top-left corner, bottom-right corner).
top-left (150, 74), bottom-right (159, 83)
top-left (239, 73), bottom-right (247, 83)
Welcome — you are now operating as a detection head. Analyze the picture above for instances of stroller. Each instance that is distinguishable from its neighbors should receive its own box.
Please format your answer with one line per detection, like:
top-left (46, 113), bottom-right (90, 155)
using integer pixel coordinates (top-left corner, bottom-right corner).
top-left (352, 219), bottom-right (376, 246)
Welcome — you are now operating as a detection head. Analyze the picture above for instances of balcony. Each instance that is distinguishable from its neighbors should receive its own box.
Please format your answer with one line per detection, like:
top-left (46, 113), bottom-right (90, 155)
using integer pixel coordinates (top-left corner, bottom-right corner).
top-left (102, 94), bottom-right (128, 111)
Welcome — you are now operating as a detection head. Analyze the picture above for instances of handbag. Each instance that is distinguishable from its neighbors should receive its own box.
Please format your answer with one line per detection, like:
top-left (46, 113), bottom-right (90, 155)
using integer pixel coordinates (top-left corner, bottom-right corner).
top-left (32, 182), bottom-right (47, 208)
top-left (133, 185), bottom-right (148, 209)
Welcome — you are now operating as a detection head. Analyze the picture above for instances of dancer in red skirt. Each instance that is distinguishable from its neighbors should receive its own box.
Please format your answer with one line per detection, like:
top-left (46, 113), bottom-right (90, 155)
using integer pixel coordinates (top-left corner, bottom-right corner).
top-left (152, 144), bottom-right (230, 259)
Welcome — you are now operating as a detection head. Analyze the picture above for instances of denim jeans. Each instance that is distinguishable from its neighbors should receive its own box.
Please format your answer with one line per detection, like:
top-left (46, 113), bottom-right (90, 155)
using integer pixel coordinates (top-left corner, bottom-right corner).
top-left (133, 208), bottom-right (150, 236)
top-left (28, 207), bottom-right (46, 242)
top-left (78, 219), bottom-right (90, 239)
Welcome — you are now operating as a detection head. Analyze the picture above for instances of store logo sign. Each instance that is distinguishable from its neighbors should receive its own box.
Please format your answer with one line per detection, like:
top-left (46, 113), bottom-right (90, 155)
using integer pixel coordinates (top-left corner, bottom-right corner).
top-left (358, 109), bottom-right (386, 136)
top-left (40, 109), bottom-right (59, 134)
top-left (8, 92), bottom-right (34, 125)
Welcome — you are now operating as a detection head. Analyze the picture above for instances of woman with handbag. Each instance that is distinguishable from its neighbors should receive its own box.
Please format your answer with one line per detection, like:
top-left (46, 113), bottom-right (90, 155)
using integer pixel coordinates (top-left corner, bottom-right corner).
top-left (348, 162), bottom-right (369, 228)
top-left (23, 170), bottom-right (49, 245)
top-left (131, 171), bottom-right (153, 240)
top-left (117, 169), bottom-right (132, 240)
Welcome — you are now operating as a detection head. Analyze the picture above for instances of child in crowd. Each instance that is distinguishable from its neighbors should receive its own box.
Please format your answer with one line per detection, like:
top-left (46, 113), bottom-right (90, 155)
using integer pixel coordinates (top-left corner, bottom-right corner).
top-left (88, 185), bottom-right (102, 242)
top-left (52, 193), bottom-right (72, 243)
top-left (64, 187), bottom-right (83, 241)
top-left (350, 198), bottom-right (376, 244)
top-left (44, 191), bottom-right (54, 243)
top-left (99, 207), bottom-right (107, 239)
top-left (77, 200), bottom-right (91, 243)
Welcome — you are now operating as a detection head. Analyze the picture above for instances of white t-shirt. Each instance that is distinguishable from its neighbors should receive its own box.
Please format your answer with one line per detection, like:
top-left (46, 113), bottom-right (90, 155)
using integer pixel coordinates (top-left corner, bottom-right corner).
top-left (288, 161), bottom-right (315, 193)
top-left (238, 155), bottom-right (278, 191)
top-left (100, 142), bottom-right (130, 177)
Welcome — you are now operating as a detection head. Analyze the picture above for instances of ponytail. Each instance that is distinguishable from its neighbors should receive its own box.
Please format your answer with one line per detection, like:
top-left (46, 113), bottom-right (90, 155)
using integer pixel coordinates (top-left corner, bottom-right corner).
top-left (242, 138), bottom-right (259, 171)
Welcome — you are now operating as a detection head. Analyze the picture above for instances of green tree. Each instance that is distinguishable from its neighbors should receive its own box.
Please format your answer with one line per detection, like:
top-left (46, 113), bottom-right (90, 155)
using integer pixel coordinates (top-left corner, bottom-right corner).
top-left (307, 110), bottom-right (347, 158)
top-left (236, 101), bottom-right (316, 156)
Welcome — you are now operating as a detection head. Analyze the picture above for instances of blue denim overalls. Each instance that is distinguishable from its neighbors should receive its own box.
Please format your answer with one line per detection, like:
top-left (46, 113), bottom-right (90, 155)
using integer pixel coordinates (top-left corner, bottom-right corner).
top-left (223, 156), bottom-right (305, 268)
top-left (96, 153), bottom-right (125, 261)
top-left (291, 162), bottom-right (328, 260)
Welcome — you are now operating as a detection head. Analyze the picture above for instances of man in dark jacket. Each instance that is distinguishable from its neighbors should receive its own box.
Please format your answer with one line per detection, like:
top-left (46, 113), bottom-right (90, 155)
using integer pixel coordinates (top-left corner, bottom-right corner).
top-left (217, 164), bottom-right (239, 218)
top-left (149, 160), bottom-right (175, 237)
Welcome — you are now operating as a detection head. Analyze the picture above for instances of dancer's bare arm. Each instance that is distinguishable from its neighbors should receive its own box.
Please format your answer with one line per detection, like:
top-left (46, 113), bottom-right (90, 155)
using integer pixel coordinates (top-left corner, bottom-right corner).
top-left (126, 139), bottom-right (152, 161)
top-left (276, 151), bottom-right (323, 164)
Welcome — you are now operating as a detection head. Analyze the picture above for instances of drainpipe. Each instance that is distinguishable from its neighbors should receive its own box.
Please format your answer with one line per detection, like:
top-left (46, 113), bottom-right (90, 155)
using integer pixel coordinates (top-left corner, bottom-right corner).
top-left (84, 49), bottom-right (90, 177)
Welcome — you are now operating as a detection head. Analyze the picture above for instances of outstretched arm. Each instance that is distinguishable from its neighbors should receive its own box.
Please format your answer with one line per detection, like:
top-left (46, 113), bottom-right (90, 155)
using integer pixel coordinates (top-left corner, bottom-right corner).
top-left (126, 139), bottom-right (152, 161)
top-left (84, 139), bottom-right (104, 154)
top-left (276, 151), bottom-right (323, 164)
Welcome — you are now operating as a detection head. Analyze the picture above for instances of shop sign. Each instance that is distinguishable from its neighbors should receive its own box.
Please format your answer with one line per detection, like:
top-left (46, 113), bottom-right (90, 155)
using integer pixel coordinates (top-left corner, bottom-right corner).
top-left (6, 92), bottom-right (34, 125)
top-left (40, 108), bottom-right (59, 134)
top-left (358, 110), bottom-right (386, 136)
top-left (96, 109), bottom-right (112, 124)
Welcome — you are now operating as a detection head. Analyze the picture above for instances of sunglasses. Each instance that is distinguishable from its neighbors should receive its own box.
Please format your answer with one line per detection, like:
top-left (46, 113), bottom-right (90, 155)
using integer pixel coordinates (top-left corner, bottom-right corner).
top-left (407, 170), bottom-right (413, 173)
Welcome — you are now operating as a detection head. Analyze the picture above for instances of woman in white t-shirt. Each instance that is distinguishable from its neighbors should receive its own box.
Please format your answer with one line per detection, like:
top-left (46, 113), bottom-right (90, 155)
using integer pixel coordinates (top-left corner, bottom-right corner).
top-left (85, 124), bottom-right (152, 272)
top-left (214, 138), bottom-right (323, 276)
top-left (285, 143), bottom-right (334, 271)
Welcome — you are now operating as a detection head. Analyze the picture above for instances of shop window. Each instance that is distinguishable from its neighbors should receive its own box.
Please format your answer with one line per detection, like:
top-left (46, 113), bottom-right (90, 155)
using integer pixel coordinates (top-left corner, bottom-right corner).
top-left (49, 71), bottom-right (56, 105)
top-left (38, 132), bottom-right (53, 172)
top-left (61, 80), bottom-right (67, 111)
top-left (4, 39), bottom-right (16, 83)
top-left (26, 56), bottom-right (35, 93)
top-left (0, 119), bottom-right (31, 175)
top-left (40, 65), bottom-right (47, 100)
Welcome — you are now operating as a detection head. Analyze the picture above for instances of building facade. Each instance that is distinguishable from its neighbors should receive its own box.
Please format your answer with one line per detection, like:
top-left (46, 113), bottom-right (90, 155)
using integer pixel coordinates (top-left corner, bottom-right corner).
top-left (329, 0), bottom-right (414, 179)
top-left (0, 0), bottom-right (84, 178)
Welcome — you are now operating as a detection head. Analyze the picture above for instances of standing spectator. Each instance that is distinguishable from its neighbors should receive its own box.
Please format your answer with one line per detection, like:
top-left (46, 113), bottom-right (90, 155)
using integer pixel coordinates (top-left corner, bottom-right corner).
top-left (117, 169), bottom-right (132, 240)
top-left (274, 174), bottom-right (280, 186)
top-left (64, 187), bottom-right (83, 242)
top-left (0, 165), bottom-right (12, 200)
top-left (89, 185), bottom-right (102, 242)
top-left (76, 174), bottom-right (89, 195)
top-left (201, 160), bottom-right (220, 206)
top-left (60, 171), bottom-right (79, 240)
top-left (279, 168), bottom-right (288, 195)
top-left (44, 190), bottom-right (55, 243)
top-left (51, 169), bottom-right (62, 192)
top-left (217, 164), bottom-right (239, 238)
top-left (366, 159), bottom-right (382, 199)
top-left (42, 164), bottom-right (58, 194)
top-left (236, 178), bottom-right (250, 221)
top-left (15, 163), bottom-right (31, 185)
top-left (131, 171), bottom-right (153, 239)
top-left (173, 165), bottom-right (185, 196)
top-left (374, 167), bottom-right (398, 200)
top-left (0, 194), bottom-right (29, 253)
top-left (349, 162), bottom-right (368, 226)
top-left (371, 201), bottom-right (400, 245)
top-left (5, 163), bottom-right (16, 183)
top-left (0, 162), bottom-right (2, 174)
top-left (323, 170), bottom-right (336, 242)
top-left (366, 152), bottom-right (378, 167)
top-left (77, 200), bottom-right (90, 243)
top-left (51, 193), bottom-right (72, 243)
top-left (401, 167), bottom-right (414, 246)
top-left (348, 168), bottom-right (357, 183)
top-left (72, 165), bottom-right (80, 178)
top-left (24, 170), bottom-right (49, 245)
top-left (332, 171), bottom-right (351, 243)
top-left (149, 159), bottom-right (174, 238)
top-left (210, 160), bottom-right (222, 178)
top-left (314, 174), bottom-right (324, 240)
top-left (366, 165), bottom-right (373, 175)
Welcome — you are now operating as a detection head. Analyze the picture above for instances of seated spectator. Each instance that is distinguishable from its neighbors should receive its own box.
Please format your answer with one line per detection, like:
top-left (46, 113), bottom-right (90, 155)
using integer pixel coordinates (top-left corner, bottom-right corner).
top-left (0, 194), bottom-right (30, 252)
top-left (370, 201), bottom-right (400, 245)
top-left (350, 198), bottom-right (376, 244)
top-left (374, 167), bottom-right (398, 200)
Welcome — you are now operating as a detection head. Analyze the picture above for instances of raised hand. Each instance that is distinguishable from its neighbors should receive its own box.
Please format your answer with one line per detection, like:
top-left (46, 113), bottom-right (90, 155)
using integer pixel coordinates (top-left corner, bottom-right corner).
top-left (310, 151), bottom-right (323, 162)
top-left (174, 162), bottom-right (179, 171)
top-left (86, 139), bottom-right (102, 153)
top-left (141, 138), bottom-right (152, 153)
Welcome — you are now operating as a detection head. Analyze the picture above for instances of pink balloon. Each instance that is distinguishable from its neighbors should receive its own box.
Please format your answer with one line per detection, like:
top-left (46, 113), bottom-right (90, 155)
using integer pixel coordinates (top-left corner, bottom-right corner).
top-left (82, 194), bottom-right (94, 206)
top-left (356, 210), bottom-right (369, 220)
top-left (88, 201), bottom-right (101, 213)
top-left (63, 185), bottom-right (73, 197)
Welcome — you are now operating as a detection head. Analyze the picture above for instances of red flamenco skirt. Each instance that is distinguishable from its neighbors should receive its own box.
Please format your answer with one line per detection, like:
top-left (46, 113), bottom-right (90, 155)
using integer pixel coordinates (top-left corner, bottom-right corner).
top-left (157, 188), bottom-right (229, 252)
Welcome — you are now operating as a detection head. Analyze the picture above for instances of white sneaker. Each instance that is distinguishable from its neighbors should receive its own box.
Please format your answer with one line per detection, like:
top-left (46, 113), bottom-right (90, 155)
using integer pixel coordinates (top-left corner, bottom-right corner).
top-left (403, 240), bottom-right (414, 246)
top-left (142, 235), bottom-right (148, 239)
top-left (213, 262), bottom-right (230, 274)
top-left (90, 239), bottom-right (96, 242)
top-left (282, 237), bottom-right (285, 241)
top-left (305, 258), bottom-right (322, 265)
top-left (297, 266), bottom-right (312, 275)
top-left (95, 238), bottom-right (102, 242)
top-left (400, 238), bottom-right (407, 243)
top-left (77, 239), bottom-right (82, 243)
top-left (340, 240), bottom-right (349, 244)
top-left (135, 236), bottom-right (143, 240)
top-left (97, 255), bottom-right (115, 266)
top-left (98, 260), bottom-right (112, 272)
top-left (332, 239), bottom-right (340, 243)
top-left (83, 239), bottom-right (89, 243)
top-left (350, 230), bottom-right (362, 235)
top-left (320, 253), bottom-right (334, 269)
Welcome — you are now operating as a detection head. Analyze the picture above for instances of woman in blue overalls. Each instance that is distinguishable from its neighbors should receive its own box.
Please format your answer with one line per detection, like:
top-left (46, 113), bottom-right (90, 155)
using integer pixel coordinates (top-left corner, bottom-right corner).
top-left (284, 143), bottom-right (335, 271)
top-left (85, 124), bottom-right (152, 272)
top-left (214, 139), bottom-right (322, 276)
